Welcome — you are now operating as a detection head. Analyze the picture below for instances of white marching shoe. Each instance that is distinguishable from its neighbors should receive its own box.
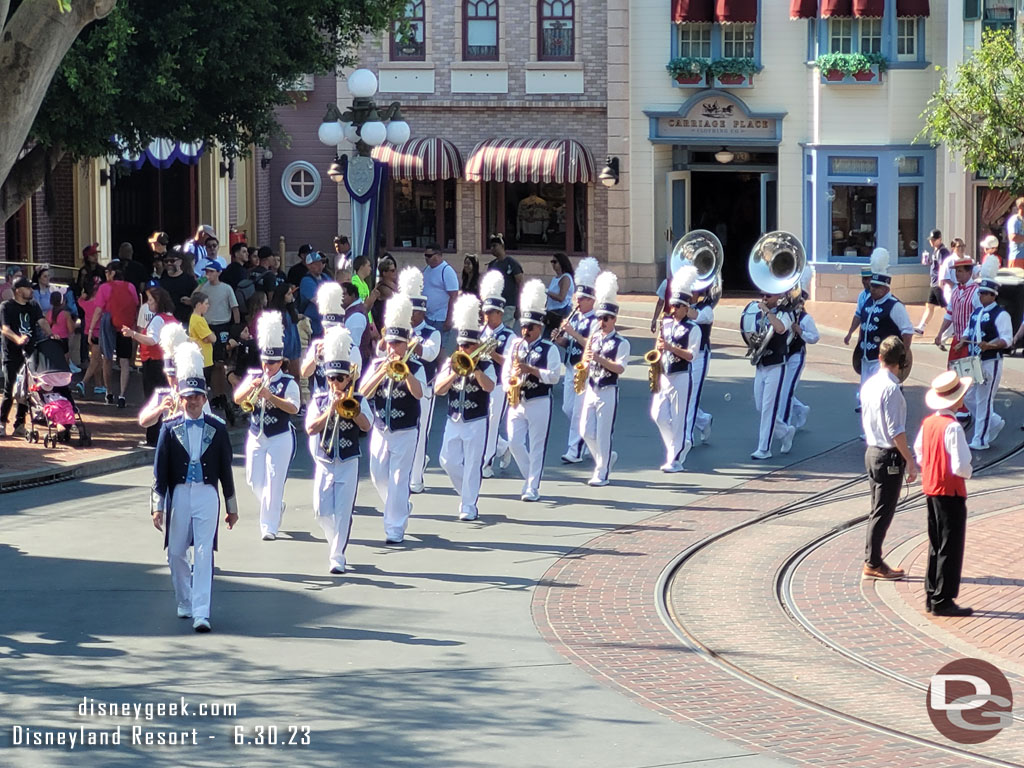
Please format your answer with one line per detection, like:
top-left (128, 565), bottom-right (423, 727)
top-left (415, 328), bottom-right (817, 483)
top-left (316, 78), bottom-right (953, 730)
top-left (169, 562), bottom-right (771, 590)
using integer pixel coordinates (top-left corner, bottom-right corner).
top-left (176, 603), bottom-right (191, 619)
top-left (193, 617), bottom-right (211, 633)
top-left (660, 461), bottom-right (684, 473)
top-left (521, 489), bottom-right (540, 502)
top-left (482, 463), bottom-right (494, 478)
top-left (779, 425), bottom-right (795, 455)
top-left (751, 449), bottom-right (772, 460)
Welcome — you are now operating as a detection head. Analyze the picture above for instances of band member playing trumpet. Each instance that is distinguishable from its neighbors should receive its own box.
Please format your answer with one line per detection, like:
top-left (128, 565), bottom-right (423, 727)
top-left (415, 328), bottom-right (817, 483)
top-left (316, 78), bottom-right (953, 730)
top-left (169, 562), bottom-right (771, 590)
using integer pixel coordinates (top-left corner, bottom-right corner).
top-left (553, 256), bottom-right (599, 464)
top-left (233, 311), bottom-right (300, 541)
top-left (579, 272), bottom-right (630, 487)
top-left (139, 323), bottom-right (214, 436)
top-left (360, 294), bottom-right (426, 545)
top-left (650, 266), bottom-right (701, 473)
top-left (962, 255), bottom-right (1010, 450)
top-left (305, 326), bottom-right (371, 573)
top-left (300, 281), bottom-right (348, 397)
top-left (505, 280), bottom-right (563, 502)
top-left (435, 295), bottom-right (496, 520)
top-left (480, 270), bottom-right (515, 477)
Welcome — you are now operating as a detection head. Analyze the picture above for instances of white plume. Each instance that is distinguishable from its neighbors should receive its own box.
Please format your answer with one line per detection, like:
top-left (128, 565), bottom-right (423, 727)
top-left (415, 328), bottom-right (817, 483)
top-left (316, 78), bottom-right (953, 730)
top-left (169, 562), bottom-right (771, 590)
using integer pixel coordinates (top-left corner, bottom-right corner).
top-left (520, 279), bottom-right (548, 315)
top-left (158, 322), bottom-right (188, 358)
top-left (323, 325), bottom-right (352, 364)
top-left (980, 253), bottom-right (1000, 280)
top-left (257, 310), bottom-right (285, 351)
top-left (575, 257), bottom-right (600, 290)
top-left (385, 293), bottom-right (413, 331)
top-left (869, 247), bottom-right (890, 276)
top-left (398, 266), bottom-right (424, 298)
top-left (479, 269), bottom-right (505, 303)
top-left (595, 271), bottom-right (619, 306)
top-left (174, 341), bottom-right (205, 382)
top-left (452, 294), bottom-right (482, 333)
top-left (316, 281), bottom-right (345, 316)
top-left (672, 265), bottom-right (698, 295)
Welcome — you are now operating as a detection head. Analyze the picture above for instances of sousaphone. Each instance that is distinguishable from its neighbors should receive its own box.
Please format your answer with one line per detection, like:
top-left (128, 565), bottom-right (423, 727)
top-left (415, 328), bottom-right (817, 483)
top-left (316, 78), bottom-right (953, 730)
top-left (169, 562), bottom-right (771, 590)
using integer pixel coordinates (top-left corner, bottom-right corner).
top-left (740, 231), bottom-right (806, 365)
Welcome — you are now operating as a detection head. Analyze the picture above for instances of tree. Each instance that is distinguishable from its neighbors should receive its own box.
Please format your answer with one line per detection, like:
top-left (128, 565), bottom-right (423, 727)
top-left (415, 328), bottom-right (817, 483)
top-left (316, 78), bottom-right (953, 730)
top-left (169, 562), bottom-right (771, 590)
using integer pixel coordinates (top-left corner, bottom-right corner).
top-left (922, 29), bottom-right (1024, 194)
top-left (0, 0), bottom-right (406, 223)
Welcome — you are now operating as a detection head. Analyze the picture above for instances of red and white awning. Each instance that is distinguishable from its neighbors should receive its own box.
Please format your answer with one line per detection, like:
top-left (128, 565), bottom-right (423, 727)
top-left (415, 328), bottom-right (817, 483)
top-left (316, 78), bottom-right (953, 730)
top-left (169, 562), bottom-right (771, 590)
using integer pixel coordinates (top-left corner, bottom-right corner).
top-left (371, 137), bottom-right (464, 181)
top-left (791, 0), bottom-right (928, 17)
top-left (673, 0), bottom-right (758, 23)
top-left (464, 139), bottom-right (596, 184)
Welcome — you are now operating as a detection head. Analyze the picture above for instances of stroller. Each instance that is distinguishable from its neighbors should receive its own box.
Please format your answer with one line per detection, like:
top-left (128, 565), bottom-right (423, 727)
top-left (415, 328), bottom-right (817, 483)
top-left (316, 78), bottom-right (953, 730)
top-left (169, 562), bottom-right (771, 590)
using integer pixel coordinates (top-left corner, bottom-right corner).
top-left (16, 338), bottom-right (92, 448)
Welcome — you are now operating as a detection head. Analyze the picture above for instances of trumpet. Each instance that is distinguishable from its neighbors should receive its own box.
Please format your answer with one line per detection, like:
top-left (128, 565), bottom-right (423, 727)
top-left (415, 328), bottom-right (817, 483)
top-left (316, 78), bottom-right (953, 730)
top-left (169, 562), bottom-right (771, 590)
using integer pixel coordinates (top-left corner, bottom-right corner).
top-left (573, 331), bottom-right (598, 395)
top-left (644, 320), bottom-right (663, 394)
top-left (451, 337), bottom-right (499, 377)
top-left (358, 338), bottom-right (421, 399)
top-left (240, 373), bottom-right (268, 413)
top-left (506, 340), bottom-right (527, 408)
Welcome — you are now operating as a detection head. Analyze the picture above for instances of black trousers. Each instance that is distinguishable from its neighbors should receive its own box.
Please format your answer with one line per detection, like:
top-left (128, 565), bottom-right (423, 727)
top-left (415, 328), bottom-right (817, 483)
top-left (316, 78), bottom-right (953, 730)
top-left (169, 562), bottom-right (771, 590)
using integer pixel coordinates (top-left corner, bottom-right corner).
top-left (1, 358), bottom-right (28, 425)
top-left (141, 358), bottom-right (166, 446)
top-left (926, 494), bottom-right (967, 607)
top-left (864, 445), bottom-right (905, 567)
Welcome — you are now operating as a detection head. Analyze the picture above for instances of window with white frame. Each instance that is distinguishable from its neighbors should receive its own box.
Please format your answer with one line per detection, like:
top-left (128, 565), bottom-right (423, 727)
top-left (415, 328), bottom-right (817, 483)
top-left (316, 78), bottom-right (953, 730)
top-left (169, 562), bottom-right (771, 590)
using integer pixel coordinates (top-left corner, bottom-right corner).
top-left (896, 18), bottom-right (918, 60)
top-left (828, 18), bottom-right (853, 53)
top-left (678, 23), bottom-right (712, 59)
top-left (859, 18), bottom-right (882, 54)
top-left (281, 161), bottom-right (321, 207)
top-left (721, 23), bottom-right (755, 58)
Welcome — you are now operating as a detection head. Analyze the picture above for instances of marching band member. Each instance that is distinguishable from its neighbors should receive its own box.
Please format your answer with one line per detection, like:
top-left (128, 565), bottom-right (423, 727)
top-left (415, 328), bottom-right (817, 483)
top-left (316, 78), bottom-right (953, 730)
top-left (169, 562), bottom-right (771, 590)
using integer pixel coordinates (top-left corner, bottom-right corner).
top-left (300, 281), bottom-right (347, 397)
top-left (305, 326), bottom-right (371, 573)
top-left (480, 270), bottom-right (514, 477)
top-left (851, 248), bottom-right (914, 389)
top-left (152, 342), bottom-right (238, 633)
top-left (435, 295), bottom-right (496, 520)
top-left (554, 256), bottom-right (599, 463)
top-left (579, 272), bottom-right (630, 487)
top-left (962, 255), bottom-right (1010, 450)
top-left (751, 292), bottom-right (796, 460)
top-left (505, 279), bottom-right (564, 502)
top-left (781, 271), bottom-right (820, 432)
top-left (397, 267), bottom-right (441, 494)
top-left (233, 310), bottom-right (300, 541)
top-left (138, 323), bottom-right (199, 434)
top-left (360, 293), bottom-right (426, 544)
top-left (650, 266), bottom-right (701, 472)
top-left (687, 281), bottom-right (715, 445)
top-left (844, 267), bottom-right (874, 412)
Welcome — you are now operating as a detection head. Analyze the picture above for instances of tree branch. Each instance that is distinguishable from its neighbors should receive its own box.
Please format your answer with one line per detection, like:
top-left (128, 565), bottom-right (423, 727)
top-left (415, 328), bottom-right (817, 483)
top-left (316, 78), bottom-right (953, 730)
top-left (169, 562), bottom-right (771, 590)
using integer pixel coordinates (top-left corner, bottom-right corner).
top-left (0, 144), bottom-right (65, 224)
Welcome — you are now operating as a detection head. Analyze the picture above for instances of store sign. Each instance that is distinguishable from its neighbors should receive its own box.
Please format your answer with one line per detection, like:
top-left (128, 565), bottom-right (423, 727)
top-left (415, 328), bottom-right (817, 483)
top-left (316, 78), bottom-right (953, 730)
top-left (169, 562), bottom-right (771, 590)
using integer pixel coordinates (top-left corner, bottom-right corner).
top-left (656, 98), bottom-right (777, 140)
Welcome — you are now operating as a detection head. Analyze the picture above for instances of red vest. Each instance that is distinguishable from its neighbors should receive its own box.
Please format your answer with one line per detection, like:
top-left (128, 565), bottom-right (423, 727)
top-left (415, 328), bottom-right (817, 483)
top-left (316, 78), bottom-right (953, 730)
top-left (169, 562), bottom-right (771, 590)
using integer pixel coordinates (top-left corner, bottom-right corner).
top-left (919, 412), bottom-right (967, 497)
top-left (140, 314), bottom-right (176, 361)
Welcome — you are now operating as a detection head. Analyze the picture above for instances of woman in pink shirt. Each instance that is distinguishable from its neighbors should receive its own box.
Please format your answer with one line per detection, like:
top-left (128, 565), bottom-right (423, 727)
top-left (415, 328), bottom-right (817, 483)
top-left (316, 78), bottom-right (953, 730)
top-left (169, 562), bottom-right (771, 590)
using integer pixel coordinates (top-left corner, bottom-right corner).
top-left (47, 292), bottom-right (75, 361)
top-left (76, 277), bottom-right (104, 396)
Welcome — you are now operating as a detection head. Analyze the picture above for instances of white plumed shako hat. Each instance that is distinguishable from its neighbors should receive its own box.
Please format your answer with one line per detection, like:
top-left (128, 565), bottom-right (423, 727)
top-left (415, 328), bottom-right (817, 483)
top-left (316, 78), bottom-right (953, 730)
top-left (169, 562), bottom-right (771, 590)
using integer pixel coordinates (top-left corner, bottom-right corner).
top-left (979, 253), bottom-right (1000, 295)
top-left (257, 310), bottom-right (286, 360)
top-left (519, 279), bottom-right (548, 326)
top-left (158, 323), bottom-right (188, 374)
top-left (174, 341), bottom-right (207, 397)
top-left (594, 271), bottom-right (620, 318)
top-left (398, 266), bottom-right (427, 311)
top-left (869, 247), bottom-right (891, 287)
top-left (323, 325), bottom-right (353, 375)
top-left (479, 269), bottom-right (506, 312)
top-left (316, 282), bottom-right (346, 327)
top-left (574, 257), bottom-right (600, 298)
top-left (670, 265), bottom-right (698, 307)
top-left (453, 294), bottom-right (483, 344)
top-left (384, 293), bottom-right (414, 342)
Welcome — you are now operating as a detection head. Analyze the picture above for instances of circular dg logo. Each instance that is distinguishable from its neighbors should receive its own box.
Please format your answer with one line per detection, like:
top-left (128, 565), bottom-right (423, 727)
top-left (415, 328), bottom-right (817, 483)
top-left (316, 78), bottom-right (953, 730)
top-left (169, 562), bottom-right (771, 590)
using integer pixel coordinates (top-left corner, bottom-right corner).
top-left (927, 658), bottom-right (1013, 744)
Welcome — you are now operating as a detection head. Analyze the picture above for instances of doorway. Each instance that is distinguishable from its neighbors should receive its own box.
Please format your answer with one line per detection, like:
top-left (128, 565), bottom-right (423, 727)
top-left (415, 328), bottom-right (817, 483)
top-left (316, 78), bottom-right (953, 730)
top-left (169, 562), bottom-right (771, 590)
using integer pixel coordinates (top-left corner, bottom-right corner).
top-left (690, 171), bottom-right (763, 291)
top-left (110, 163), bottom-right (197, 256)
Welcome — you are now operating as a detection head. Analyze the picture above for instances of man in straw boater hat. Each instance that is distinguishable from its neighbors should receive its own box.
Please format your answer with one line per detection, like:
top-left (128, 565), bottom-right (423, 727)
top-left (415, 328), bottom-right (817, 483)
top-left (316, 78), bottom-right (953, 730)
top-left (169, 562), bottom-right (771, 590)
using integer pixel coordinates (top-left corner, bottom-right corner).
top-left (650, 265), bottom-right (701, 473)
top-left (933, 245), bottom-right (979, 428)
top-left (913, 370), bottom-right (975, 617)
top-left (233, 310), bottom-right (301, 541)
top-left (553, 255), bottom-right (599, 464)
top-left (479, 269), bottom-right (515, 477)
top-left (578, 271), bottom-right (631, 487)
top-left (434, 294), bottom-right (497, 521)
top-left (360, 293), bottom-right (426, 545)
top-left (961, 254), bottom-right (1011, 450)
top-left (152, 342), bottom-right (238, 633)
top-left (305, 326), bottom-right (371, 574)
top-left (504, 279), bottom-right (563, 502)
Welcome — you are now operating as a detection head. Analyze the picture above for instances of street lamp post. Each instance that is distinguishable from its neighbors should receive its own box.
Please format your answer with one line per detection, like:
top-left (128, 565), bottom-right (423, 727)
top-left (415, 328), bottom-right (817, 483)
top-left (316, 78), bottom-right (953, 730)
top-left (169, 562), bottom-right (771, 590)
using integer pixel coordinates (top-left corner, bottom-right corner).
top-left (318, 69), bottom-right (410, 280)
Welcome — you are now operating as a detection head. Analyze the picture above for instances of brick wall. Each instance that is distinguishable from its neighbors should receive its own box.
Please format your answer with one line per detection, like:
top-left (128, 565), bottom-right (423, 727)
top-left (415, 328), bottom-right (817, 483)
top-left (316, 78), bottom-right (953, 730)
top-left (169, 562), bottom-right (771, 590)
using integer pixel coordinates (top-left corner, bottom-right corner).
top-left (30, 158), bottom-right (76, 269)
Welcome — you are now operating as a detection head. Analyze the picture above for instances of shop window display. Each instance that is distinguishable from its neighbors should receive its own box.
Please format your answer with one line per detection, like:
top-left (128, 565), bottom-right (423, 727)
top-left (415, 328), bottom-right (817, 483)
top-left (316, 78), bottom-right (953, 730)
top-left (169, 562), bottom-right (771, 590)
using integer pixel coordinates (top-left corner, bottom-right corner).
top-left (830, 184), bottom-right (877, 258)
top-left (485, 182), bottom-right (587, 253)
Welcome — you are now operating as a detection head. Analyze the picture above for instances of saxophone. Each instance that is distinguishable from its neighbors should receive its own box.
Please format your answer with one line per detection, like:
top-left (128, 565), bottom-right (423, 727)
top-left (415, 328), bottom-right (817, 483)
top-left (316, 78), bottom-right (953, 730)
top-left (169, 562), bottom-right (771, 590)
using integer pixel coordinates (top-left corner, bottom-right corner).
top-left (573, 331), bottom-right (597, 395)
top-left (506, 340), bottom-right (526, 408)
top-left (644, 319), bottom-right (663, 394)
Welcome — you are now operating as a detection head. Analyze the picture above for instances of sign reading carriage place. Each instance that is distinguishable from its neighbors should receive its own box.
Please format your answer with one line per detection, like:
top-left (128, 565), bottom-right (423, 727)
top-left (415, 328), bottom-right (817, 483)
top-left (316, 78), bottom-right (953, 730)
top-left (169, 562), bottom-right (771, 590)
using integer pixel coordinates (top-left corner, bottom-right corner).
top-left (645, 91), bottom-right (785, 146)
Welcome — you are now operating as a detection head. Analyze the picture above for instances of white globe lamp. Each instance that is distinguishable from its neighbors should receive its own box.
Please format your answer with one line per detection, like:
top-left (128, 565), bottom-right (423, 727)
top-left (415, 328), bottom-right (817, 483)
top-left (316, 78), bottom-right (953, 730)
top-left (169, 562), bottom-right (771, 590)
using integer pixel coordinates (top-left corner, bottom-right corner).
top-left (317, 120), bottom-right (344, 147)
top-left (360, 120), bottom-right (387, 147)
top-left (347, 69), bottom-right (378, 98)
top-left (343, 123), bottom-right (360, 143)
top-left (386, 120), bottom-right (411, 146)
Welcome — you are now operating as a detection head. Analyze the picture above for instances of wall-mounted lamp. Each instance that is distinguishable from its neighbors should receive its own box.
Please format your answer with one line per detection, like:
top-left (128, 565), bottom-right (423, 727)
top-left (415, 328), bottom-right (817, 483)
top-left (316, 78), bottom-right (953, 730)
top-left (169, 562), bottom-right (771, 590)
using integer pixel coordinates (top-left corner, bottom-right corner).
top-left (598, 156), bottom-right (620, 187)
top-left (99, 168), bottom-right (112, 186)
top-left (219, 158), bottom-right (235, 179)
top-left (327, 154), bottom-right (348, 184)
top-left (714, 148), bottom-right (735, 164)
top-left (261, 150), bottom-right (273, 170)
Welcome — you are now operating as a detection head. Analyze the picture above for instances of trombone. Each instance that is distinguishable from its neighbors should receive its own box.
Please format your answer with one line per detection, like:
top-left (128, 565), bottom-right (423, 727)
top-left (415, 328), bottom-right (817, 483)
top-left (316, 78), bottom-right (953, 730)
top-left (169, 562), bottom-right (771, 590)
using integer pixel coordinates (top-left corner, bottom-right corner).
top-left (451, 337), bottom-right (499, 377)
top-left (334, 368), bottom-right (360, 420)
top-left (358, 338), bottom-right (421, 399)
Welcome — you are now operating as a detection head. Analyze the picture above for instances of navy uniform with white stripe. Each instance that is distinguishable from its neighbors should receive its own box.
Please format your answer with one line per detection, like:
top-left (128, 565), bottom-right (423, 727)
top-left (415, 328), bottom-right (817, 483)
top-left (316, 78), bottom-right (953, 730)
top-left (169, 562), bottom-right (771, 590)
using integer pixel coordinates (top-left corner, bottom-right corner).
top-left (233, 311), bottom-right (301, 541)
top-left (780, 276), bottom-right (820, 432)
top-left (854, 248), bottom-right (914, 387)
top-left (963, 255), bottom-right (1011, 450)
top-left (152, 342), bottom-right (238, 633)
top-left (555, 256), bottom-right (600, 464)
top-left (650, 266), bottom-right (701, 472)
top-left (580, 271), bottom-right (630, 486)
top-left (751, 295), bottom-right (796, 460)
top-left (435, 295), bottom-right (496, 520)
top-left (687, 286), bottom-right (715, 444)
top-left (305, 326), bottom-right (371, 574)
top-left (505, 279), bottom-right (564, 502)
top-left (360, 293), bottom-right (427, 544)
top-left (300, 281), bottom-right (348, 397)
top-left (479, 270), bottom-right (514, 477)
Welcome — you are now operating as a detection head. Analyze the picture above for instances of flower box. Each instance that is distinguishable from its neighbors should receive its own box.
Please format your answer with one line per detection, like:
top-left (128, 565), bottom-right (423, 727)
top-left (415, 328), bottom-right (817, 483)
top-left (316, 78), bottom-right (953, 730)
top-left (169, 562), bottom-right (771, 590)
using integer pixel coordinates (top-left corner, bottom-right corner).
top-left (819, 64), bottom-right (883, 84)
top-left (823, 69), bottom-right (845, 82)
top-left (712, 72), bottom-right (753, 88)
top-left (675, 73), bottom-right (705, 85)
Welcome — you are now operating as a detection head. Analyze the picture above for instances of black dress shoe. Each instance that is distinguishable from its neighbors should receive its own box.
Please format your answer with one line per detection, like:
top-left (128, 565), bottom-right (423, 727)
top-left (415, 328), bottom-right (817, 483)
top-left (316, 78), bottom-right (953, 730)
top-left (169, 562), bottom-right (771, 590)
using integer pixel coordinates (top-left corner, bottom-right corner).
top-left (931, 601), bottom-right (973, 617)
top-left (329, 566), bottom-right (345, 574)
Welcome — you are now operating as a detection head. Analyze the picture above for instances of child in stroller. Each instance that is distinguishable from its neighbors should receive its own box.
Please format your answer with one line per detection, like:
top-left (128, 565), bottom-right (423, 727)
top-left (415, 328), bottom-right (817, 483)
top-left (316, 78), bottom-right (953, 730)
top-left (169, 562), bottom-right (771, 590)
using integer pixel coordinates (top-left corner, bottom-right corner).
top-left (19, 338), bottom-right (92, 447)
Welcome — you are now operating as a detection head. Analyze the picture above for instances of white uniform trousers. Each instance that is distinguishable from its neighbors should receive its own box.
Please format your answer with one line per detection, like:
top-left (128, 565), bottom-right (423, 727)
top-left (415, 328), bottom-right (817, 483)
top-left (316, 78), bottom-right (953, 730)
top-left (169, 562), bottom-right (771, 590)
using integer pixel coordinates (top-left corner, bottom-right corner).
top-left (369, 427), bottom-right (418, 541)
top-left (581, 385), bottom-right (618, 482)
top-left (650, 370), bottom-right (692, 466)
top-left (412, 390), bottom-right (436, 488)
top-left (688, 347), bottom-right (712, 442)
top-left (483, 384), bottom-right (509, 468)
top-left (561, 374), bottom-right (586, 460)
top-left (780, 350), bottom-right (809, 428)
top-left (507, 395), bottom-right (553, 496)
top-left (245, 429), bottom-right (294, 538)
top-left (754, 363), bottom-right (787, 453)
top-left (970, 357), bottom-right (1004, 445)
top-left (313, 457), bottom-right (358, 570)
top-left (167, 482), bottom-right (219, 620)
top-left (439, 416), bottom-right (488, 517)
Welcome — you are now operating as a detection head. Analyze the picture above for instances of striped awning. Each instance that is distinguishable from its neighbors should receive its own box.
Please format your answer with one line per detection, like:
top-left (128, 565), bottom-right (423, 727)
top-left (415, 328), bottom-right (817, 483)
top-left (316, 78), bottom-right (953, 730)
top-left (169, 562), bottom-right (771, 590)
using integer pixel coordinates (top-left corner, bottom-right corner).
top-left (113, 137), bottom-right (205, 170)
top-left (371, 137), bottom-right (463, 181)
top-left (464, 139), bottom-right (596, 184)
top-left (791, 0), bottom-right (927, 16)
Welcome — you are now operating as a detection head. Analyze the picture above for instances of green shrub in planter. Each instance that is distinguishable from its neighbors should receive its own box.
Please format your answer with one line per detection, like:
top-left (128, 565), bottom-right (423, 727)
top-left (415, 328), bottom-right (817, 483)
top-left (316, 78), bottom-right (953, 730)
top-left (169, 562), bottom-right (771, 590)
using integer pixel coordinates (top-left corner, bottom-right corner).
top-left (814, 52), bottom-right (888, 76)
top-left (666, 57), bottom-right (710, 79)
top-left (708, 57), bottom-right (759, 77)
